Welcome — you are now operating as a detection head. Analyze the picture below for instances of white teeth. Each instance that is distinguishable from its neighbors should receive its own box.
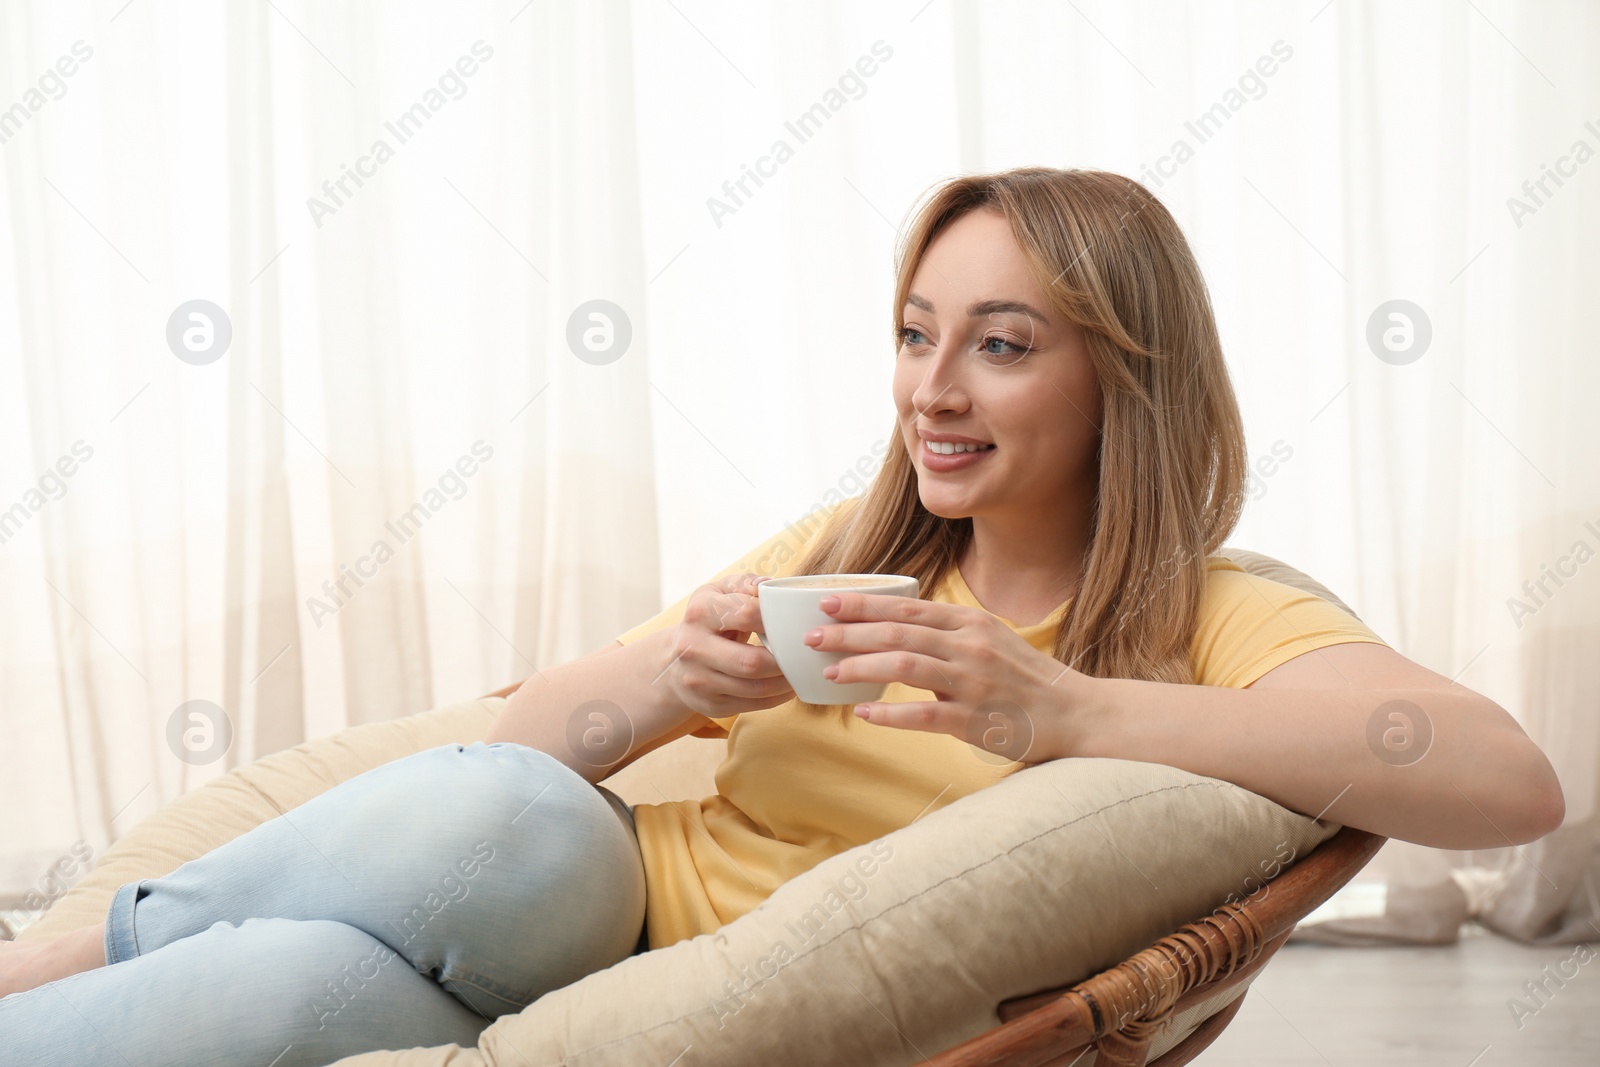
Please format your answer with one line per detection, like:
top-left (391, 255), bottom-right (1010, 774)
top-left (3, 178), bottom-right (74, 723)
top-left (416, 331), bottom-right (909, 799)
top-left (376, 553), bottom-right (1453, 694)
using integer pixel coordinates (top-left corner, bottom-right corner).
top-left (925, 440), bottom-right (994, 455)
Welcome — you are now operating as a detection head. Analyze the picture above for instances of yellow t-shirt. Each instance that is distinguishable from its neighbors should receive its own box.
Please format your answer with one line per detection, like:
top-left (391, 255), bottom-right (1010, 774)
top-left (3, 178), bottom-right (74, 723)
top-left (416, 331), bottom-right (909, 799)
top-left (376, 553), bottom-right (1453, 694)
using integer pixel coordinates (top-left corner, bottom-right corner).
top-left (616, 502), bottom-right (1388, 949)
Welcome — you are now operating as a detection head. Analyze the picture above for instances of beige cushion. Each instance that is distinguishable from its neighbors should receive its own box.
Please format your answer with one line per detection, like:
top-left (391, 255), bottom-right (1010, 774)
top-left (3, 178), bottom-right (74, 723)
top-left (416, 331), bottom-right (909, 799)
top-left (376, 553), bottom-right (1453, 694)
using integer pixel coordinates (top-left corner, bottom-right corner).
top-left (325, 756), bottom-right (1336, 1066)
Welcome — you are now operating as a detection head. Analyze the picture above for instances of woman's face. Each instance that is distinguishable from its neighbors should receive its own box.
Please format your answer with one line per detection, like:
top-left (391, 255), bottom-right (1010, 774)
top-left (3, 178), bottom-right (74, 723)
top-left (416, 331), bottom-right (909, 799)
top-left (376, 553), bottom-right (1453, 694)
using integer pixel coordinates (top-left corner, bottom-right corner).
top-left (893, 208), bottom-right (1102, 524)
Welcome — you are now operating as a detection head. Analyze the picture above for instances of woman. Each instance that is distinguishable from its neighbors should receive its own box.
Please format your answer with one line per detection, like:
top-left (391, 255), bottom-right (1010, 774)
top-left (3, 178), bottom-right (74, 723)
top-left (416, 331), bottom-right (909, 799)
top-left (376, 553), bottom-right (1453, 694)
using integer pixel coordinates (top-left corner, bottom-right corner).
top-left (0, 167), bottom-right (1564, 1064)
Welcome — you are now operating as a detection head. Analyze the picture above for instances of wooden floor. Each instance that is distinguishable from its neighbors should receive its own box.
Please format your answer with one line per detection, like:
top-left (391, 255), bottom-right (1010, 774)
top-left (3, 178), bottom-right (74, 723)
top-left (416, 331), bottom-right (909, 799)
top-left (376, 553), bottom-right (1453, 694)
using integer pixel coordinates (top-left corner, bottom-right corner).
top-left (1197, 925), bottom-right (1599, 1064)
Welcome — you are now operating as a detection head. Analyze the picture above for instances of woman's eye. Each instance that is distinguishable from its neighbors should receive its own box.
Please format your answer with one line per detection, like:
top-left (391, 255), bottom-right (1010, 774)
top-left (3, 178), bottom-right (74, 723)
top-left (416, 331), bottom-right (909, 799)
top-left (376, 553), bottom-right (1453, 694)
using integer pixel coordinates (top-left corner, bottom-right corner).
top-left (898, 327), bottom-right (1027, 361)
top-left (981, 336), bottom-right (1028, 360)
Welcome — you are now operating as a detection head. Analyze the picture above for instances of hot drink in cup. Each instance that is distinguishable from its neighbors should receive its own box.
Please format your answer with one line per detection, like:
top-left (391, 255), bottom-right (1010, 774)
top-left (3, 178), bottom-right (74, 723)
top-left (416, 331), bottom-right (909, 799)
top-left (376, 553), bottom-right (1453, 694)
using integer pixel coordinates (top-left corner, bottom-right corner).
top-left (757, 574), bottom-right (920, 704)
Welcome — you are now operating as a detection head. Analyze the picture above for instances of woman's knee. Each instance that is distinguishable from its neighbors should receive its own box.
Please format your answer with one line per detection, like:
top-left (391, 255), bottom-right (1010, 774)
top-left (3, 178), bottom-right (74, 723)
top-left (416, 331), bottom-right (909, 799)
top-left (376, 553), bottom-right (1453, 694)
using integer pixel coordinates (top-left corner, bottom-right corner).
top-left (355, 744), bottom-right (647, 1005)
top-left (385, 741), bottom-right (603, 814)
top-left (446, 745), bottom-right (646, 954)
top-left (313, 741), bottom-right (628, 857)
top-left (434, 743), bottom-right (634, 848)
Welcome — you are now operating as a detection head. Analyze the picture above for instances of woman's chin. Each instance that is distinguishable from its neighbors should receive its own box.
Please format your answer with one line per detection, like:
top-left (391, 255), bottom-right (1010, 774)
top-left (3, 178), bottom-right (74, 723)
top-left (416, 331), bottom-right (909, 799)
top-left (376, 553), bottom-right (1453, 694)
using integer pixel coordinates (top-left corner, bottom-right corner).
top-left (916, 488), bottom-right (979, 520)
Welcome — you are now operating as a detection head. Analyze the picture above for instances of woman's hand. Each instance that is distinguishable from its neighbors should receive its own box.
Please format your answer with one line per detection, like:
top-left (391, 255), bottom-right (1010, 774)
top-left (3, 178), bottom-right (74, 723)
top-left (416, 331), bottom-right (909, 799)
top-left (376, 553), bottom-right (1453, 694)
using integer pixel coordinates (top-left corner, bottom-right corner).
top-left (660, 572), bottom-right (796, 719)
top-left (809, 592), bottom-right (1090, 763)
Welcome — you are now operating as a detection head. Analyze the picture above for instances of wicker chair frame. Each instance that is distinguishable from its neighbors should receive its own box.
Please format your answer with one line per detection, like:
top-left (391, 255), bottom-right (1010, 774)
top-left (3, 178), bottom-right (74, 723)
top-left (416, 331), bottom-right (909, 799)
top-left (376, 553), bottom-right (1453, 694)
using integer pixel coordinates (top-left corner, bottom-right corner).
top-left (914, 825), bottom-right (1384, 1066)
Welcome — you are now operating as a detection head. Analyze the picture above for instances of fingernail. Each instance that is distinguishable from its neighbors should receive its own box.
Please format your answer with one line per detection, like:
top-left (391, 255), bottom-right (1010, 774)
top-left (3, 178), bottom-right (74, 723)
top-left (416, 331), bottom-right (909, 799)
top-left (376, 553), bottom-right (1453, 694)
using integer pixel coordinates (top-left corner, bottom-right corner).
top-left (820, 595), bottom-right (840, 612)
top-left (853, 705), bottom-right (871, 719)
top-left (823, 664), bottom-right (838, 679)
top-left (804, 629), bottom-right (823, 646)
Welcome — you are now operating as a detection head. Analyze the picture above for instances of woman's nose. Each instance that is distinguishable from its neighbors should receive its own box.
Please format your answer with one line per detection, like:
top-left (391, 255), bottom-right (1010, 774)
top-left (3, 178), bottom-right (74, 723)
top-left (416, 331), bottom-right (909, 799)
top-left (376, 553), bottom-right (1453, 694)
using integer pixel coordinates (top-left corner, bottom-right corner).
top-left (911, 346), bottom-right (968, 416)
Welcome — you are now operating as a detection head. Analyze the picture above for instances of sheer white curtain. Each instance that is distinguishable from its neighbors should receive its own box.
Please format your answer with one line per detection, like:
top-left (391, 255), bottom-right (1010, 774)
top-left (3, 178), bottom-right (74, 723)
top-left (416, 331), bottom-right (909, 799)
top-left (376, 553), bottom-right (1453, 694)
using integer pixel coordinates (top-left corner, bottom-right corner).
top-left (0, 0), bottom-right (664, 904)
top-left (2, 0), bottom-right (1595, 945)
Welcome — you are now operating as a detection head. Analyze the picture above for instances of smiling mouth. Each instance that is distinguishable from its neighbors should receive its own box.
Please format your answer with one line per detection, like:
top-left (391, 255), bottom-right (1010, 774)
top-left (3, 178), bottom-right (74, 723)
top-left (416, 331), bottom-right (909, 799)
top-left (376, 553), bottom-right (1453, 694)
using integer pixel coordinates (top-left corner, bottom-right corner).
top-left (922, 440), bottom-right (995, 455)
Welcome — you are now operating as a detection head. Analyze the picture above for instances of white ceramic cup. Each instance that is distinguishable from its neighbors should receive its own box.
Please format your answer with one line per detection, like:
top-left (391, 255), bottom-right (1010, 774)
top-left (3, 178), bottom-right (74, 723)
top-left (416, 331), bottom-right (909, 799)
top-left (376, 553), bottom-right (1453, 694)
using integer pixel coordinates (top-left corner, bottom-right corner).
top-left (756, 573), bottom-right (920, 704)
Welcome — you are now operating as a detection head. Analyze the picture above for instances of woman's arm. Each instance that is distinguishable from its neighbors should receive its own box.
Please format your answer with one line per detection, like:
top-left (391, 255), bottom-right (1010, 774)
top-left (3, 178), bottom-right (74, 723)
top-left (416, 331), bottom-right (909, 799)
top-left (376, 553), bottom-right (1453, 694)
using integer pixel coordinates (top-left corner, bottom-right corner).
top-left (483, 572), bottom-right (793, 784)
top-left (1045, 641), bottom-right (1566, 850)
top-left (483, 629), bottom-right (700, 784)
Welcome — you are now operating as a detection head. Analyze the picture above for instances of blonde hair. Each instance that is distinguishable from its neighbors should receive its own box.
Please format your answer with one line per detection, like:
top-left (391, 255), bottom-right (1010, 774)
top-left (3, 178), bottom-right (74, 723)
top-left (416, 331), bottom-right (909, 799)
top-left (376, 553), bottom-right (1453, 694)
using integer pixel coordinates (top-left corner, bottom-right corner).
top-left (793, 166), bottom-right (1247, 690)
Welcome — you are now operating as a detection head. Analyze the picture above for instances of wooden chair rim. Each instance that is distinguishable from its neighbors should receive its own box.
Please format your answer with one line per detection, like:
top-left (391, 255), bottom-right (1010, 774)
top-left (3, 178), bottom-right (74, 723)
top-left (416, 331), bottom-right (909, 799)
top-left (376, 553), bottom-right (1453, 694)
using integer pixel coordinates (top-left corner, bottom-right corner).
top-left (916, 824), bottom-right (1386, 1066)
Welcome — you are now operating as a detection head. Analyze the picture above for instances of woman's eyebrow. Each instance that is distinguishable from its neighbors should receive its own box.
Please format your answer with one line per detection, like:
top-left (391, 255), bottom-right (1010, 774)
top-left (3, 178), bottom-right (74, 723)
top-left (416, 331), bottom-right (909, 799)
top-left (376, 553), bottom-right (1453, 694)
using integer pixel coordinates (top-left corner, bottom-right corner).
top-left (905, 293), bottom-right (1049, 323)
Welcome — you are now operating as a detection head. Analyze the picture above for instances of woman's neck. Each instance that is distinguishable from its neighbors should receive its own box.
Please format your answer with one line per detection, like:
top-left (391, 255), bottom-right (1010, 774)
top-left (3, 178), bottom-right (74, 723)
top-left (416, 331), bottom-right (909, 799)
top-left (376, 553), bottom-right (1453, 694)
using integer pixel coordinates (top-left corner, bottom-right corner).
top-left (960, 534), bottom-right (1088, 627)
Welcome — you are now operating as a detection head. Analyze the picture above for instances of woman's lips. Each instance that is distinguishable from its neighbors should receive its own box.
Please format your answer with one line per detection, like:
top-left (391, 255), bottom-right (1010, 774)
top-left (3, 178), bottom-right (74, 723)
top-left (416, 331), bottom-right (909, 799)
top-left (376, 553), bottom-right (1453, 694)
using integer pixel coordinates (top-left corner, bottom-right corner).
top-left (920, 439), bottom-right (997, 472)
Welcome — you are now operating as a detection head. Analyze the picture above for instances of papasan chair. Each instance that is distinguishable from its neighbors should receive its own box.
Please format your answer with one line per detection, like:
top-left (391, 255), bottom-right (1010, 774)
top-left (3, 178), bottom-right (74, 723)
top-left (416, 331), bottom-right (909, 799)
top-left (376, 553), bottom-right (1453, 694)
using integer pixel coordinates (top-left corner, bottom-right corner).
top-left (15, 547), bottom-right (1384, 1066)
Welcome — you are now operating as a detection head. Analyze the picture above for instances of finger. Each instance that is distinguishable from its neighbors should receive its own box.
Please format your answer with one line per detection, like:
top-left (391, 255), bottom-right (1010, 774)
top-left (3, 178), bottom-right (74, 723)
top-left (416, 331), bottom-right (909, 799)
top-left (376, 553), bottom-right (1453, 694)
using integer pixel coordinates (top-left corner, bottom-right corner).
top-left (807, 619), bottom-right (951, 658)
top-left (851, 700), bottom-right (1037, 762)
top-left (714, 670), bottom-right (796, 700)
top-left (827, 650), bottom-right (956, 694)
top-left (695, 664), bottom-right (796, 700)
top-left (695, 574), bottom-right (768, 633)
top-left (819, 591), bottom-right (958, 629)
top-left (704, 633), bottom-right (789, 680)
top-left (712, 571), bottom-right (767, 594)
top-left (851, 700), bottom-right (951, 733)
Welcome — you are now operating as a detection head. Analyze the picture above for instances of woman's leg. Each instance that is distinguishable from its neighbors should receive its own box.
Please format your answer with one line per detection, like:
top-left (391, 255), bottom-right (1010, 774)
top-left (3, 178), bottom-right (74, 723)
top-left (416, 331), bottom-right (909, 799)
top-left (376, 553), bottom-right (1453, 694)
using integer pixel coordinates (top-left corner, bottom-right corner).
top-left (0, 917), bottom-right (489, 1066)
top-left (0, 921), bottom-right (106, 997)
top-left (89, 741), bottom-right (644, 1018)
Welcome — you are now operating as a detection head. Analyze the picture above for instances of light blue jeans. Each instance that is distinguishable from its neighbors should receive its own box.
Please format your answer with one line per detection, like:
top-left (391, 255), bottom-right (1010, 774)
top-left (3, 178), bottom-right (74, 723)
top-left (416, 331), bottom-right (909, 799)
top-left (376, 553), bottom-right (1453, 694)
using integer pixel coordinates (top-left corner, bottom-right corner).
top-left (0, 742), bottom-right (650, 1066)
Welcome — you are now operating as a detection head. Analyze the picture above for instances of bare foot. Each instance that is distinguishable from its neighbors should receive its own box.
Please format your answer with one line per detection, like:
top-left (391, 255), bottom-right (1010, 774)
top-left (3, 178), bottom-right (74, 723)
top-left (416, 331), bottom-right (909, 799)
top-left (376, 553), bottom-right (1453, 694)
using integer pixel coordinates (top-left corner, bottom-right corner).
top-left (0, 923), bottom-right (106, 1000)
